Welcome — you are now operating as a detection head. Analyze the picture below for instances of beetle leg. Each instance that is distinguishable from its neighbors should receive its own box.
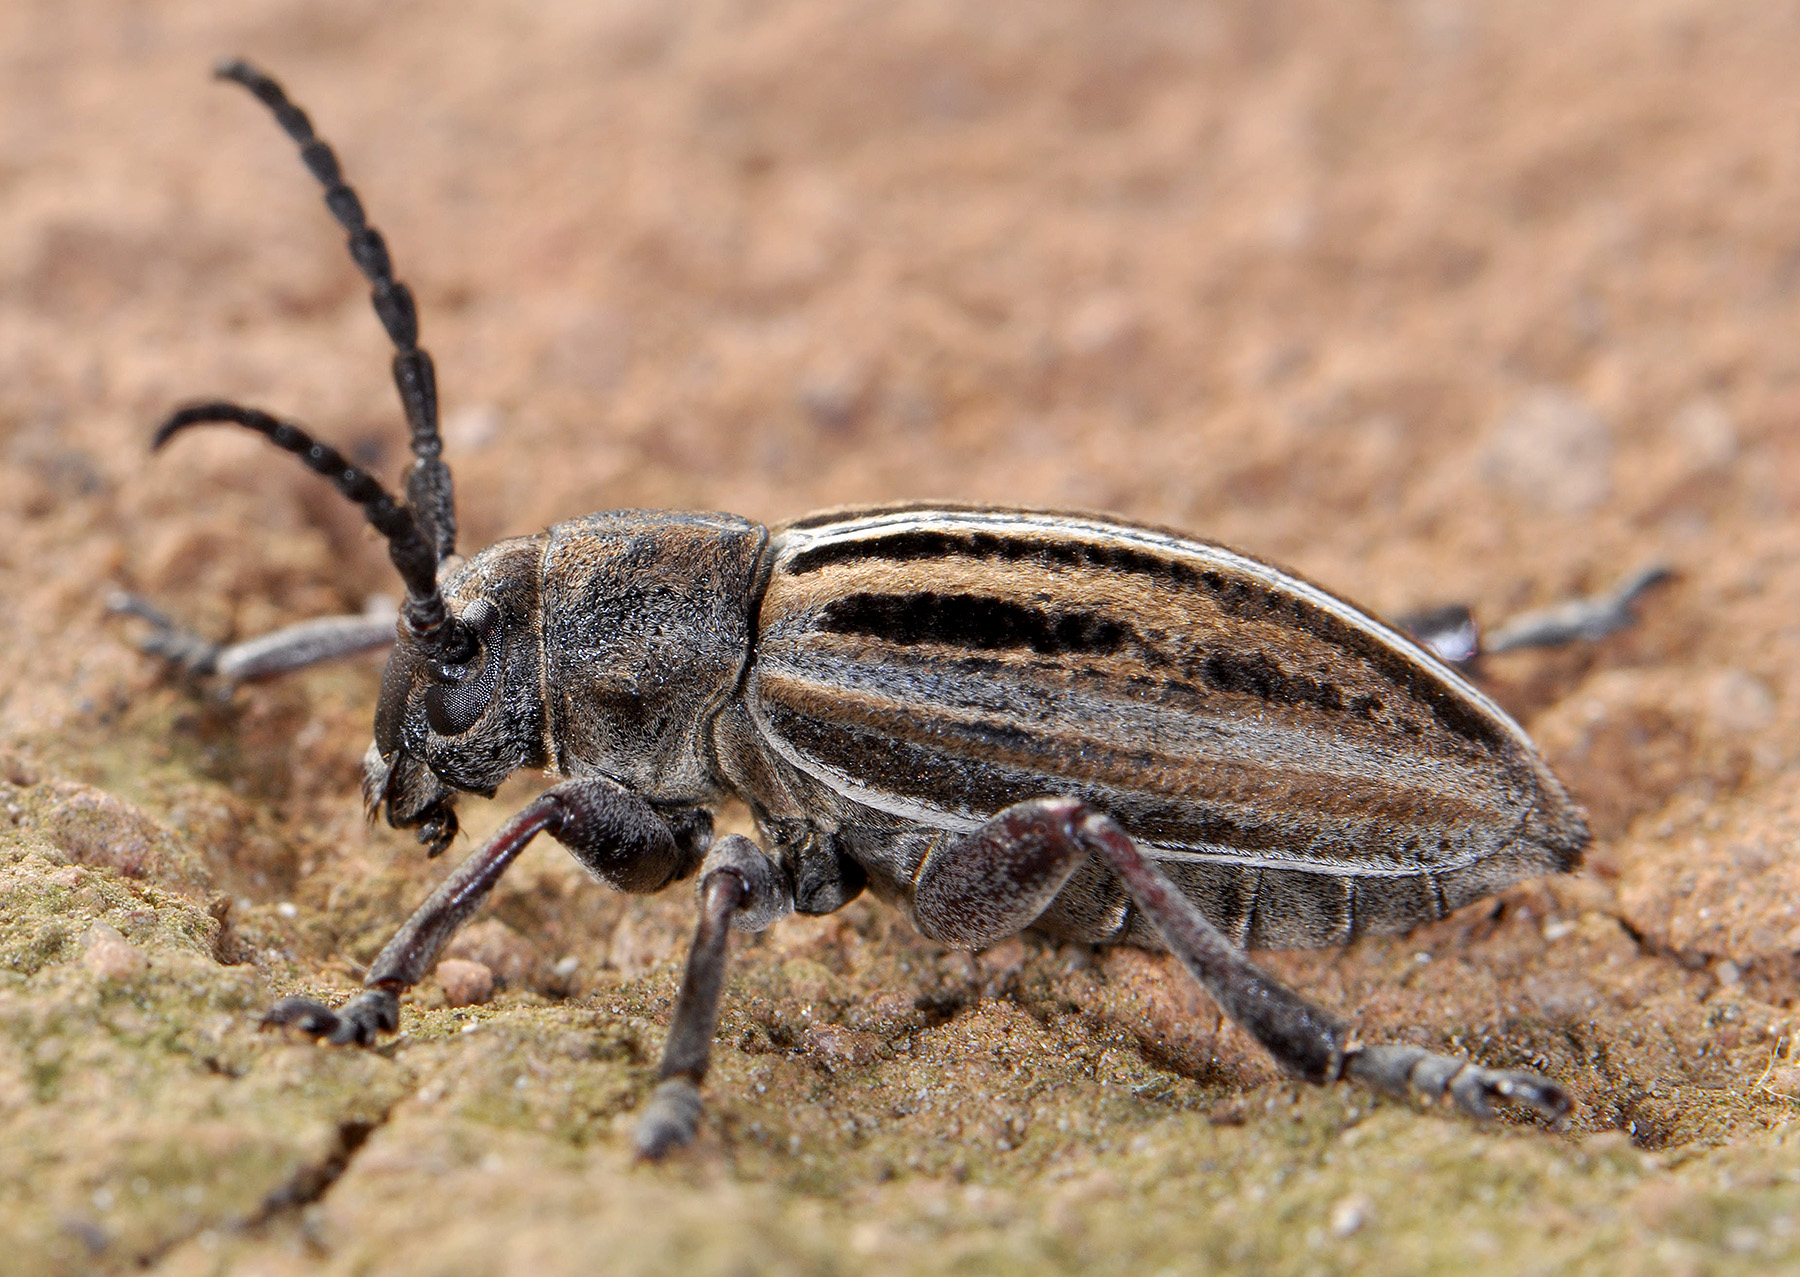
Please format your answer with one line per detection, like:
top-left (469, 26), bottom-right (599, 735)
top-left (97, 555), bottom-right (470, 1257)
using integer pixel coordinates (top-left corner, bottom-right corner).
top-left (1482, 563), bottom-right (1672, 655)
top-left (635, 835), bottom-right (793, 1160)
top-left (1398, 563), bottom-right (1671, 671)
top-left (1073, 811), bottom-right (1572, 1123)
top-left (1339, 1043), bottom-right (1569, 1120)
top-left (110, 592), bottom-right (397, 681)
top-left (911, 798), bottom-right (1094, 948)
top-left (906, 797), bottom-right (1569, 1122)
top-left (264, 778), bottom-right (693, 1044)
top-left (263, 791), bottom-right (562, 1044)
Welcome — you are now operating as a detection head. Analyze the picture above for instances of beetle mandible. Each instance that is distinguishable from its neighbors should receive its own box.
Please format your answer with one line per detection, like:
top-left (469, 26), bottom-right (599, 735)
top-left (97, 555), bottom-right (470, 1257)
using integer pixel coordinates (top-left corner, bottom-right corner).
top-left (128, 61), bottom-right (1646, 1159)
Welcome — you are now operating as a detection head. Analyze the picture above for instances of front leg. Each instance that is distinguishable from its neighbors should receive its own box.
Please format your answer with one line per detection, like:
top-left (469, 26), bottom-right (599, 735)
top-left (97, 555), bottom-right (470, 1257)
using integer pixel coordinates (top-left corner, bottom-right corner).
top-left (910, 798), bottom-right (1570, 1123)
top-left (265, 777), bottom-right (694, 1043)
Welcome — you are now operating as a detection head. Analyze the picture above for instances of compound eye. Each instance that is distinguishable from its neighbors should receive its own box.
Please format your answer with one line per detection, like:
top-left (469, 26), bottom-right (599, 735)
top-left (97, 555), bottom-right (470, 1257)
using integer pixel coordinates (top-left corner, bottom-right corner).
top-left (423, 601), bottom-right (501, 737)
top-left (424, 660), bottom-right (488, 735)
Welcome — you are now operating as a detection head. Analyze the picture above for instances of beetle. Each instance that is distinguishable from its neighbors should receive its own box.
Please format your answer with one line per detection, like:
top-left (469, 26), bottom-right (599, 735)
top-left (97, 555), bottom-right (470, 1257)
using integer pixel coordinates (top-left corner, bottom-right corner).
top-left (127, 61), bottom-right (1645, 1159)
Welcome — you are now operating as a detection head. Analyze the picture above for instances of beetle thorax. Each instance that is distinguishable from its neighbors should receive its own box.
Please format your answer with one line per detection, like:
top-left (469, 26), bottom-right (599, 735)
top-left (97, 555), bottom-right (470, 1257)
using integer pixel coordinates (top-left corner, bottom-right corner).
top-left (538, 510), bottom-right (769, 804)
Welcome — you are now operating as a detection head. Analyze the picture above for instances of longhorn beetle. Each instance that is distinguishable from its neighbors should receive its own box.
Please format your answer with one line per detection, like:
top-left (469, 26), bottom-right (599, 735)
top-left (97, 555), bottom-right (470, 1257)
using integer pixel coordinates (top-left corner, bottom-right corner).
top-left (127, 61), bottom-right (1656, 1159)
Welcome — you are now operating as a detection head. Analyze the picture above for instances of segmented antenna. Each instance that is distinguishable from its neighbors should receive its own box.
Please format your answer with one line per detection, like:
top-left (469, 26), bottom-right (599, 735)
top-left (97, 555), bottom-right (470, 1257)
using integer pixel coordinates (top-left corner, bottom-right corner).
top-left (212, 58), bottom-right (456, 562)
top-left (156, 404), bottom-right (469, 658)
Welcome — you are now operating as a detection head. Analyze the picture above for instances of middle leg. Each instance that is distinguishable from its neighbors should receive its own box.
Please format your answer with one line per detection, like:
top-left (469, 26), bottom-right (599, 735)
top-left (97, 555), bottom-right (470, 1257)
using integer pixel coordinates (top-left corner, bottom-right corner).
top-left (634, 835), bottom-right (794, 1160)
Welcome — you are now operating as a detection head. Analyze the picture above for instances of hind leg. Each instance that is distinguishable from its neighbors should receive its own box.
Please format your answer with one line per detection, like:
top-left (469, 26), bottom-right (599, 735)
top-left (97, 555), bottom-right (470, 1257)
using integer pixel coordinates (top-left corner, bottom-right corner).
top-left (912, 797), bottom-right (1569, 1122)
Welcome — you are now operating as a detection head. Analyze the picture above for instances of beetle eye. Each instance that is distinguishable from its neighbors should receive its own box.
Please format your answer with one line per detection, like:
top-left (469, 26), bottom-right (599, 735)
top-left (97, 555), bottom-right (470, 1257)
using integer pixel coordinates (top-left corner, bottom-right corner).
top-left (424, 661), bottom-right (490, 736)
top-left (422, 600), bottom-right (501, 737)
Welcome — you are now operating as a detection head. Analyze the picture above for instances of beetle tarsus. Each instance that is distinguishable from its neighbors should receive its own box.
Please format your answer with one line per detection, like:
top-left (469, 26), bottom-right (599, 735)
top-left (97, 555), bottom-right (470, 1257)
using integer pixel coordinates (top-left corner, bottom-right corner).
top-left (262, 996), bottom-right (342, 1037)
top-left (1402, 563), bottom-right (1675, 670)
top-left (262, 989), bottom-right (398, 1046)
top-left (1484, 563), bottom-right (1673, 654)
top-left (329, 988), bottom-right (400, 1045)
top-left (107, 592), bottom-right (223, 677)
top-left (634, 1077), bottom-right (705, 1161)
top-left (1343, 1044), bottom-right (1572, 1122)
top-left (111, 591), bottom-right (398, 683)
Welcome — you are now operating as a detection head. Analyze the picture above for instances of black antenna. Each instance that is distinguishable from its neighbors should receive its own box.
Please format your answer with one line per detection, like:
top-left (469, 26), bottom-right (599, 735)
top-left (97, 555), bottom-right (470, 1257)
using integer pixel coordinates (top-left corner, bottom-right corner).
top-left (212, 57), bottom-right (457, 562)
top-left (155, 404), bottom-right (467, 657)
top-left (155, 60), bottom-right (473, 662)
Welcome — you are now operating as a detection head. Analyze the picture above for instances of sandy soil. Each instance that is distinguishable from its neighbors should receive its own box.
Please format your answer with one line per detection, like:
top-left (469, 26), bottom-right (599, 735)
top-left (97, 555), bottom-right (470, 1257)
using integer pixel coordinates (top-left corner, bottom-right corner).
top-left (5, 1), bottom-right (1800, 1272)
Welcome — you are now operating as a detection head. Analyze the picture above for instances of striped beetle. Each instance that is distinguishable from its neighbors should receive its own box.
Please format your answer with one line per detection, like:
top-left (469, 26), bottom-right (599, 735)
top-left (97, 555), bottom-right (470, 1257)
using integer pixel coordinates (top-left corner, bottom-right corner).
top-left (130, 61), bottom-right (1617, 1158)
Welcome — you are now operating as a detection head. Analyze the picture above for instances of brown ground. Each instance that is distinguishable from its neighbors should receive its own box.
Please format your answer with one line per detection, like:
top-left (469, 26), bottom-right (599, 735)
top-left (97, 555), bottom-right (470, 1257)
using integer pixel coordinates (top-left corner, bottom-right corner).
top-left (5, 1), bottom-right (1800, 1273)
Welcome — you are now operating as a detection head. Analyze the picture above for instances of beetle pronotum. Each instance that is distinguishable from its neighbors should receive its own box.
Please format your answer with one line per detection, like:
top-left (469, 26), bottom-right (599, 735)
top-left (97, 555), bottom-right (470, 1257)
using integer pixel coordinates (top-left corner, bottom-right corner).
top-left (127, 61), bottom-right (1650, 1159)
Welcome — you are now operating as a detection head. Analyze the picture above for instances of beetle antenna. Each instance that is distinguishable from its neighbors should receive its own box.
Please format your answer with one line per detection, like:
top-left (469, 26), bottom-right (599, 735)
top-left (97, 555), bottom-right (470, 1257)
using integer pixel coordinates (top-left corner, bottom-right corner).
top-left (156, 402), bottom-right (471, 660)
top-left (213, 58), bottom-right (456, 563)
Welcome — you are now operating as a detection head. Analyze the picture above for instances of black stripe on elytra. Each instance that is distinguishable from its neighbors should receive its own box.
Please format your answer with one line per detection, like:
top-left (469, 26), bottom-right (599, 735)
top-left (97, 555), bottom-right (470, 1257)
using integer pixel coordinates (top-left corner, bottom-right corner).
top-left (789, 523), bottom-right (1504, 750)
top-left (1193, 571), bottom-right (1504, 750)
top-left (787, 526), bottom-right (1208, 587)
top-left (816, 592), bottom-right (1130, 657)
top-left (1195, 649), bottom-right (1389, 720)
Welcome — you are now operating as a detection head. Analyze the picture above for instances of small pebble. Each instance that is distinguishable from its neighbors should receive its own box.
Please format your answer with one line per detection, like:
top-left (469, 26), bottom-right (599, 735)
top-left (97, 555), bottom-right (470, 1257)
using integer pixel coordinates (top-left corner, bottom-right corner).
top-left (436, 958), bottom-right (495, 1007)
top-left (83, 926), bottom-right (146, 981)
top-left (1328, 1192), bottom-right (1374, 1238)
top-left (803, 1024), bottom-right (878, 1066)
top-left (447, 919), bottom-right (538, 985)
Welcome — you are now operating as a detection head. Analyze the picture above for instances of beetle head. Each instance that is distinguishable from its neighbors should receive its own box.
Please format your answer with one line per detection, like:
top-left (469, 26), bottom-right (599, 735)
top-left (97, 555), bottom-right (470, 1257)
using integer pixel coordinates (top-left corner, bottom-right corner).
top-left (365, 536), bottom-right (550, 855)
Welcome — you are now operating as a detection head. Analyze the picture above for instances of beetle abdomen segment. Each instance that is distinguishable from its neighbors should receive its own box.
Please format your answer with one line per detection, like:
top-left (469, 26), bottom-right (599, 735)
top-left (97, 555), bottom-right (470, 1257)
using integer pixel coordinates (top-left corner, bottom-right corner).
top-left (1115, 857), bottom-right (1525, 950)
top-left (750, 506), bottom-right (1587, 947)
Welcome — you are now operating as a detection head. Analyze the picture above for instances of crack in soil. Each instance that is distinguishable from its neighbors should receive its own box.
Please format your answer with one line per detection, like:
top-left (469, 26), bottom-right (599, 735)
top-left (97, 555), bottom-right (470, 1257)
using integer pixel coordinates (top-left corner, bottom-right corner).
top-left (139, 1105), bottom-right (397, 1270)
top-left (244, 1115), bottom-right (386, 1227)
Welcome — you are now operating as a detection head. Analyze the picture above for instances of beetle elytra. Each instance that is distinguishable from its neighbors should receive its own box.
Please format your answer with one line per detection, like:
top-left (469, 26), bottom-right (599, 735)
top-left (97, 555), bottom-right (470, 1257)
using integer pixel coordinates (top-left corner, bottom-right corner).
top-left (128, 61), bottom-right (1639, 1159)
